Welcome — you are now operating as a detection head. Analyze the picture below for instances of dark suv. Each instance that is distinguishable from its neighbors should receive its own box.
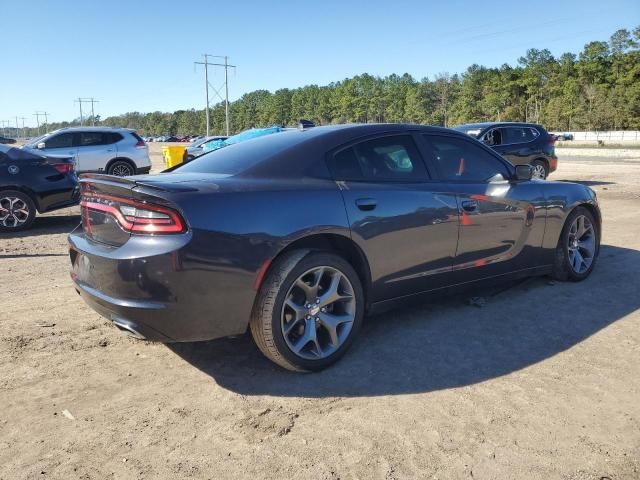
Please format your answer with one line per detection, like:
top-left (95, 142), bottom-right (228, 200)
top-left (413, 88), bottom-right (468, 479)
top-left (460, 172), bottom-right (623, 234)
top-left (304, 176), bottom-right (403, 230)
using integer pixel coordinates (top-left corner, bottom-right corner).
top-left (453, 122), bottom-right (557, 179)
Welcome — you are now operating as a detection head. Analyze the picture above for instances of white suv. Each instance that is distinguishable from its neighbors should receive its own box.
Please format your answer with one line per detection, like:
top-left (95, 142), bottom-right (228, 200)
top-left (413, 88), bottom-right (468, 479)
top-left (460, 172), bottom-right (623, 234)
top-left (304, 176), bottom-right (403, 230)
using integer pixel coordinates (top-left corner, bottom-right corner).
top-left (23, 127), bottom-right (151, 176)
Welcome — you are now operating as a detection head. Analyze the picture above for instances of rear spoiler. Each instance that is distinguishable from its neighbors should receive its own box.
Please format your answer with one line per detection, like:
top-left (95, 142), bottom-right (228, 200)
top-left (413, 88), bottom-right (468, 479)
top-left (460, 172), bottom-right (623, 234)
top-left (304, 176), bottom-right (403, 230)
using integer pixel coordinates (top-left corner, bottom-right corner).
top-left (78, 173), bottom-right (197, 193)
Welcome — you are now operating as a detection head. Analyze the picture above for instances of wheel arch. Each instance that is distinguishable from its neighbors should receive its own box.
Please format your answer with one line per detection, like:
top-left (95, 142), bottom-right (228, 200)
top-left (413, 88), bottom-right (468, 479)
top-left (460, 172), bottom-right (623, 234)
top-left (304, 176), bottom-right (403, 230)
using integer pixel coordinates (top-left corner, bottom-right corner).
top-left (532, 157), bottom-right (549, 170)
top-left (105, 157), bottom-right (136, 173)
top-left (0, 185), bottom-right (42, 212)
top-left (263, 233), bottom-right (372, 306)
top-left (574, 201), bottom-right (602, 243)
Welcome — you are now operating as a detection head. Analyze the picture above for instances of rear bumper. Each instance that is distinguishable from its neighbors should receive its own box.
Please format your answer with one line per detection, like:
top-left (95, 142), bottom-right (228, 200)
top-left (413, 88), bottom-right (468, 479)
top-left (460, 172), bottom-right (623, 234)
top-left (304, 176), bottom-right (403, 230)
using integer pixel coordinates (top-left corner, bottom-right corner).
top-left (68, 230), bottom-right (257, 343)
top-left (73, 278), bottom-right (174, 341)
top-left (549, 156), bottom-right (558, 173)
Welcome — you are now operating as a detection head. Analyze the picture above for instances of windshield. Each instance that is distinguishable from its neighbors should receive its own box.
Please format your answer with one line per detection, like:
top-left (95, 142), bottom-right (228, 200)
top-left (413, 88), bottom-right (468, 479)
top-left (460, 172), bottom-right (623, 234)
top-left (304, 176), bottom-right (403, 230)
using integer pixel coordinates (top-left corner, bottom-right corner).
top-left (23, 132), bottom-right (53, 147)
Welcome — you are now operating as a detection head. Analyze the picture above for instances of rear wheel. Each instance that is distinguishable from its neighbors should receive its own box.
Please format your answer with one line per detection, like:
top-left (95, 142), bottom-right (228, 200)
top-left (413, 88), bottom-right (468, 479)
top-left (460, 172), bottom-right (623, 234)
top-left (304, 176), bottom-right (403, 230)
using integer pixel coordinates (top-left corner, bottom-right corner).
top-left (0, 191), bottom-right (36, 232)
top-left (531, 159), bottom-right (549, 180)
top-left (107, 160), bottom-right (135, 177)
top-left (250, 251), bottom-right (364, 372)
top-left (552, 207), bottom-right (599, 281)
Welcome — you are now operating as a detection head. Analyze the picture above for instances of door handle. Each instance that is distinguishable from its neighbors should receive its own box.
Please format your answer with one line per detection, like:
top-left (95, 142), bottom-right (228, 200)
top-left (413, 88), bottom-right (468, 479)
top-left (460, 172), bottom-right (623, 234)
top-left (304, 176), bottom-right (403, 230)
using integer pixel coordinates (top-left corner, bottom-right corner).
top-left (356, 198), bottom-right (377, 211)
top-left (461, 200), bottom-right (478, 212)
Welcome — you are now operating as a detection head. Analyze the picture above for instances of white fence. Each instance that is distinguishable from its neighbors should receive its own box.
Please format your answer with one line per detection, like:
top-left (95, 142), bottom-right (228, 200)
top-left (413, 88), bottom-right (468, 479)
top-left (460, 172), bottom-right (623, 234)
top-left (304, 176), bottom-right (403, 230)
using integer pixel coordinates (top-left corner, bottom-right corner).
top-left (554, 131), bottom-right (640, 142)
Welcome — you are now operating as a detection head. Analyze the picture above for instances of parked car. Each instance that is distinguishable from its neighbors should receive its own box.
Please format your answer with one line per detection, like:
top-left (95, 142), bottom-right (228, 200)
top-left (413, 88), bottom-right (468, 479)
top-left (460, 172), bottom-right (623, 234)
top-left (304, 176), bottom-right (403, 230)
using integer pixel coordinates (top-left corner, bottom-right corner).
top-left (70, 123), bottom-right (601, 372)
top-left (184, 136), bottom-right (228, 161)
top-left (0, 136), bottom-right (16, 145)
top-left (165, 136), bottom-right (180, 142)
top-left (453, 122), bottom-right (557, 180)
top-left (201, 127), bottom-right (287, 154)
top-left (1, 145), bottom-right (78, 231)
top-left (554, 133), bottom-right (574, 141)
top-left (22, 127), bottom-right (151, 176)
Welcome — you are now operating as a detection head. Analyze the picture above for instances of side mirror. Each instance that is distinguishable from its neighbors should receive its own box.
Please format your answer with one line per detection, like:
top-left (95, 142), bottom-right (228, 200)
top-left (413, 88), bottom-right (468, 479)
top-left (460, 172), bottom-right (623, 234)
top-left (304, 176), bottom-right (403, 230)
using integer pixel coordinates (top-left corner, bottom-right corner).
top-left (37, 142), bottom-right (46, 150)
top-left (514, 164), bottom-right (533, 181)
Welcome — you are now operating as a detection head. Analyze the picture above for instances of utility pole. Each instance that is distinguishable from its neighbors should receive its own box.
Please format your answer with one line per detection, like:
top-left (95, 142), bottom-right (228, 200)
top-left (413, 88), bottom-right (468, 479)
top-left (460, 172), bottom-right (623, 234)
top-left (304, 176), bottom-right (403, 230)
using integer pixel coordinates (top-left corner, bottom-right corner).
top-left (33, 112), bottom-right (48, 135)
top-left (0, 120), bottom-right (10, 137)
top-left (19, 117), bottom-right (27, 138)
top-left (75, 98), bottom-right (84, 125)
top-left (194, 54), bottom-right (236, 136)
top-left (74, 98), bottom-right (99, 125)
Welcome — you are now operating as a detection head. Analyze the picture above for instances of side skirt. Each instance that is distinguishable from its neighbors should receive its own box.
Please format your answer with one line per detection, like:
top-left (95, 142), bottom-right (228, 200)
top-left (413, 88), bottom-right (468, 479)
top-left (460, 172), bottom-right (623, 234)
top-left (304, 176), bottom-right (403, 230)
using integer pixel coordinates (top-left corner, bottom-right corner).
top-left (367, 265), bottom-right (552, 316)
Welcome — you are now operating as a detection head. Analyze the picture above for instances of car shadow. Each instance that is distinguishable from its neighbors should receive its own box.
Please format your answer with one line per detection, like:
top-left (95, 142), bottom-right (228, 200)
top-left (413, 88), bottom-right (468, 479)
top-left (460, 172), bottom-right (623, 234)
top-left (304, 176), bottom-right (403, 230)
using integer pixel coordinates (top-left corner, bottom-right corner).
top-left (168, 244), bottom-right (639, 397)
top-left (0, 213), bottom-right (80, 239)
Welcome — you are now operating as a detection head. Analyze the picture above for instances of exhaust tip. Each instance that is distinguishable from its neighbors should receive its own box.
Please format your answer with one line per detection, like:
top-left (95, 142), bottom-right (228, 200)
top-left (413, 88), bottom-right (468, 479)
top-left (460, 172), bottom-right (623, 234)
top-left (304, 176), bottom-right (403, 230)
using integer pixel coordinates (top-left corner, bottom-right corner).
top-left (111, 317), bottom-right (146, 340)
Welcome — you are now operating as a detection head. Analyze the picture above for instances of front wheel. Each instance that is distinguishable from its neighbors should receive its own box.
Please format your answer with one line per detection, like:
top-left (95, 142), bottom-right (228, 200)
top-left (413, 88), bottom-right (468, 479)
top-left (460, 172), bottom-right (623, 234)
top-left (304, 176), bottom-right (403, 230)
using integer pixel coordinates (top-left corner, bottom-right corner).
top-left (552, 207), bottom-right (599, 281)
top-left (250, 251), bottom-right (364, 372)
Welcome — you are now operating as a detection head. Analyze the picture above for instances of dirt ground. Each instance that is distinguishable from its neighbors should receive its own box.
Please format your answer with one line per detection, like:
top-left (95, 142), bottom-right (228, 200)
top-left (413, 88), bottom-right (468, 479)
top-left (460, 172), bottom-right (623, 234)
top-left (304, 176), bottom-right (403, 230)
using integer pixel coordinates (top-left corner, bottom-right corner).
top-left (1, 145), bottom-right (639, 480)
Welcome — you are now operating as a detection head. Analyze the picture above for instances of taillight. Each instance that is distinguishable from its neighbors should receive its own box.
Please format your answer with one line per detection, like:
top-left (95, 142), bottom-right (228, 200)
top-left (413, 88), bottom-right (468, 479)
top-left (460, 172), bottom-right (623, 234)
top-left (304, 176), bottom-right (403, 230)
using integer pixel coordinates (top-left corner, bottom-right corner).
top-left (548, 135), bottom-right (556, 145)
top-left (80, 193), bottom-right (186, 234)
top-left (134, 140), bottom-right (146, 148)
top-left (53, 163), bottom-right (74, 174)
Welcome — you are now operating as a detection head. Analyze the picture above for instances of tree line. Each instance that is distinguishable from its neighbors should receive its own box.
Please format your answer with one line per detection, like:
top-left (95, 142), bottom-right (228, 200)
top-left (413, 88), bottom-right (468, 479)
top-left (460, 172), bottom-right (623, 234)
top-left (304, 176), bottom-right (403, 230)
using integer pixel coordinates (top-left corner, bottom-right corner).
top-left (20, 26), bottom-right (640, 138)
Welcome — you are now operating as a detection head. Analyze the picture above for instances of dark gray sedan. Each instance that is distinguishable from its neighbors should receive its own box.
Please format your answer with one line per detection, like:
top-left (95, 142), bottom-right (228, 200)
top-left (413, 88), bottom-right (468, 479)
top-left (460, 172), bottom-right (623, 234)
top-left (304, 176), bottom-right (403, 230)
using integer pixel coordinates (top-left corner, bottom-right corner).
top-left (69, 124), bottom-right (601, 371)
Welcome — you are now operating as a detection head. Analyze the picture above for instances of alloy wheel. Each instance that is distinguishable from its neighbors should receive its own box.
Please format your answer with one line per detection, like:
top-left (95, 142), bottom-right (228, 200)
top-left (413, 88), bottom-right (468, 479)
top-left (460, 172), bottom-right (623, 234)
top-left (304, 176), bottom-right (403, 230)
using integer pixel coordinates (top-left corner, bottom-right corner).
top-left (567, 214), bottom-right (596, 274)
top-left (0, 196), bottom-right (30, 228)
top-left (281, 266), bottom-right (356, 360)
top-left (111, 163), bottom-right (134, 176)
top-left (532, 163), bottom-right (547, 180)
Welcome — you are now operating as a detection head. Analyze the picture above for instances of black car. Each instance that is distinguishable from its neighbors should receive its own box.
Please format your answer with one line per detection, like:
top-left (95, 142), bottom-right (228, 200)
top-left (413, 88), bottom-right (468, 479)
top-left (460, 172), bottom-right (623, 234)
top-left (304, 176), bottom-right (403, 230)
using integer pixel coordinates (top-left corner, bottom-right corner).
top-left (69, 124), bottom-right (600, 371)
top-left (453, 122), bottom-right (558, 180)
top-left (0, 136), bottom-right (16, 145)
top-left (1, 145), bottom-right (78, 232)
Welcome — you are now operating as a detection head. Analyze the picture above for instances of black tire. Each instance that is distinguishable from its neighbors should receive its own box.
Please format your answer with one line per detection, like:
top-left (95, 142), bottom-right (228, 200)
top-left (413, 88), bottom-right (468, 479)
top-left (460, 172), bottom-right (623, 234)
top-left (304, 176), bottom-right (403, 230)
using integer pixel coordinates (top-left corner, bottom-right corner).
top-left (0, 190), bottom-right (36, 232)
top-left (107, 160), bottom-right (135, 176)
top-left (531, 159), bottom-right (549, 180)
top-left (552, 206), bottom-right (599, 282)
top-left (250, 250), bottom-right (365, 372)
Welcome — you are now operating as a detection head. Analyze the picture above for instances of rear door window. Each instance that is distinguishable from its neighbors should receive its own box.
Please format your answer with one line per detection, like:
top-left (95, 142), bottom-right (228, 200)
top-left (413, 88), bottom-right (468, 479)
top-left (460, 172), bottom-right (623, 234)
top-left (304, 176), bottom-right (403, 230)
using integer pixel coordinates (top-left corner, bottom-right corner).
top-left (328, 135), bottom-right (428, 182)
top-left (79, 132), bottom-right (105, 146)
top-left (502, 127), bottom-right (538, 144)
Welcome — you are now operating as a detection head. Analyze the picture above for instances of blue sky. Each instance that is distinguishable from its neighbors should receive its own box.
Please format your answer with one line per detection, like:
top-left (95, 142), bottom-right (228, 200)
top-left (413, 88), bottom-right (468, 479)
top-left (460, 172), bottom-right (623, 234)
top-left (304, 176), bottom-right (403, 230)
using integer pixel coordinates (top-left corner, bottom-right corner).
top-left (1, 0), bottom-right (638, 126)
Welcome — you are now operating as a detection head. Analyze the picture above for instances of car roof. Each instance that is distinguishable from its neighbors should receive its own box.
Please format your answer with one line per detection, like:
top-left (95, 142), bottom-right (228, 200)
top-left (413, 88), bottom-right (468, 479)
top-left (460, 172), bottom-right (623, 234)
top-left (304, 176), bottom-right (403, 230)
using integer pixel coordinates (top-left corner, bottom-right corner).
top-left (454, 122), bottom-right (542, 129)
top-left (48, 126), bottom-right (135, 133)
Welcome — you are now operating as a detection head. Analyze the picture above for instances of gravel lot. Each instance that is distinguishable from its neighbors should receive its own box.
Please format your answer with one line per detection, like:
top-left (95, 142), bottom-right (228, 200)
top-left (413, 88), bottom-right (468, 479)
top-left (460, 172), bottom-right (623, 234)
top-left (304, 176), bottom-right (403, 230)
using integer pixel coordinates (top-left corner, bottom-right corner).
top-left (1, 145), bottom-right (639, 479)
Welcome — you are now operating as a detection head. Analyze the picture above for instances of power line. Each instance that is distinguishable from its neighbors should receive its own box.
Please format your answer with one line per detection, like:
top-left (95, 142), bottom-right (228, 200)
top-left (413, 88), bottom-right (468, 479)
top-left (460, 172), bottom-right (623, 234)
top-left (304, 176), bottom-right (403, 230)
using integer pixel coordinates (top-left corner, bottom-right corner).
top-left (33, 112), bottom-right (48, 136)
top-left (74, 98), bottom-right (99, 125)
top-left (194, 54), bottom-right (236, 136)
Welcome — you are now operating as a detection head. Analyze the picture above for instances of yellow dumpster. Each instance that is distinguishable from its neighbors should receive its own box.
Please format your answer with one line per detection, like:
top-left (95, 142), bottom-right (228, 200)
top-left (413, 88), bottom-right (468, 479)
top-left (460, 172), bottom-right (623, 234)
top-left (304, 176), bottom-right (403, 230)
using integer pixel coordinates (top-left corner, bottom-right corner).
top-left (162, 145), bottom-right (187, 168)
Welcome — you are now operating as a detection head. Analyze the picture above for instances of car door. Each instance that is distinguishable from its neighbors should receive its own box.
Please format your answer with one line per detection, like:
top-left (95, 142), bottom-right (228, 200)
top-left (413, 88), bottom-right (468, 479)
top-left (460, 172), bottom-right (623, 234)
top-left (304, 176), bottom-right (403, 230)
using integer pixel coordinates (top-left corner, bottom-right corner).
top-left (41, 132), bottom-right (78, 165)
top-left (327, 133), bottom-right (460, 302)
top-left (493, 126), bottom-right (538, 166)
top-left (422, 133), bottom-right (547, 283)
top-left (76, 132), bottom-right (115, 173)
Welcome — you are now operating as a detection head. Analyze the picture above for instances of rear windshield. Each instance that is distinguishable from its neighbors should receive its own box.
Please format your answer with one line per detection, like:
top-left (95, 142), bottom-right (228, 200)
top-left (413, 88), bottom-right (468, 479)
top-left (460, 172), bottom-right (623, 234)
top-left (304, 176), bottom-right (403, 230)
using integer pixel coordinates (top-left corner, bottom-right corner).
top-left (452, 125), bottom-right (482, 137)
top-left (175, 130), bottom-right (303, 175)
